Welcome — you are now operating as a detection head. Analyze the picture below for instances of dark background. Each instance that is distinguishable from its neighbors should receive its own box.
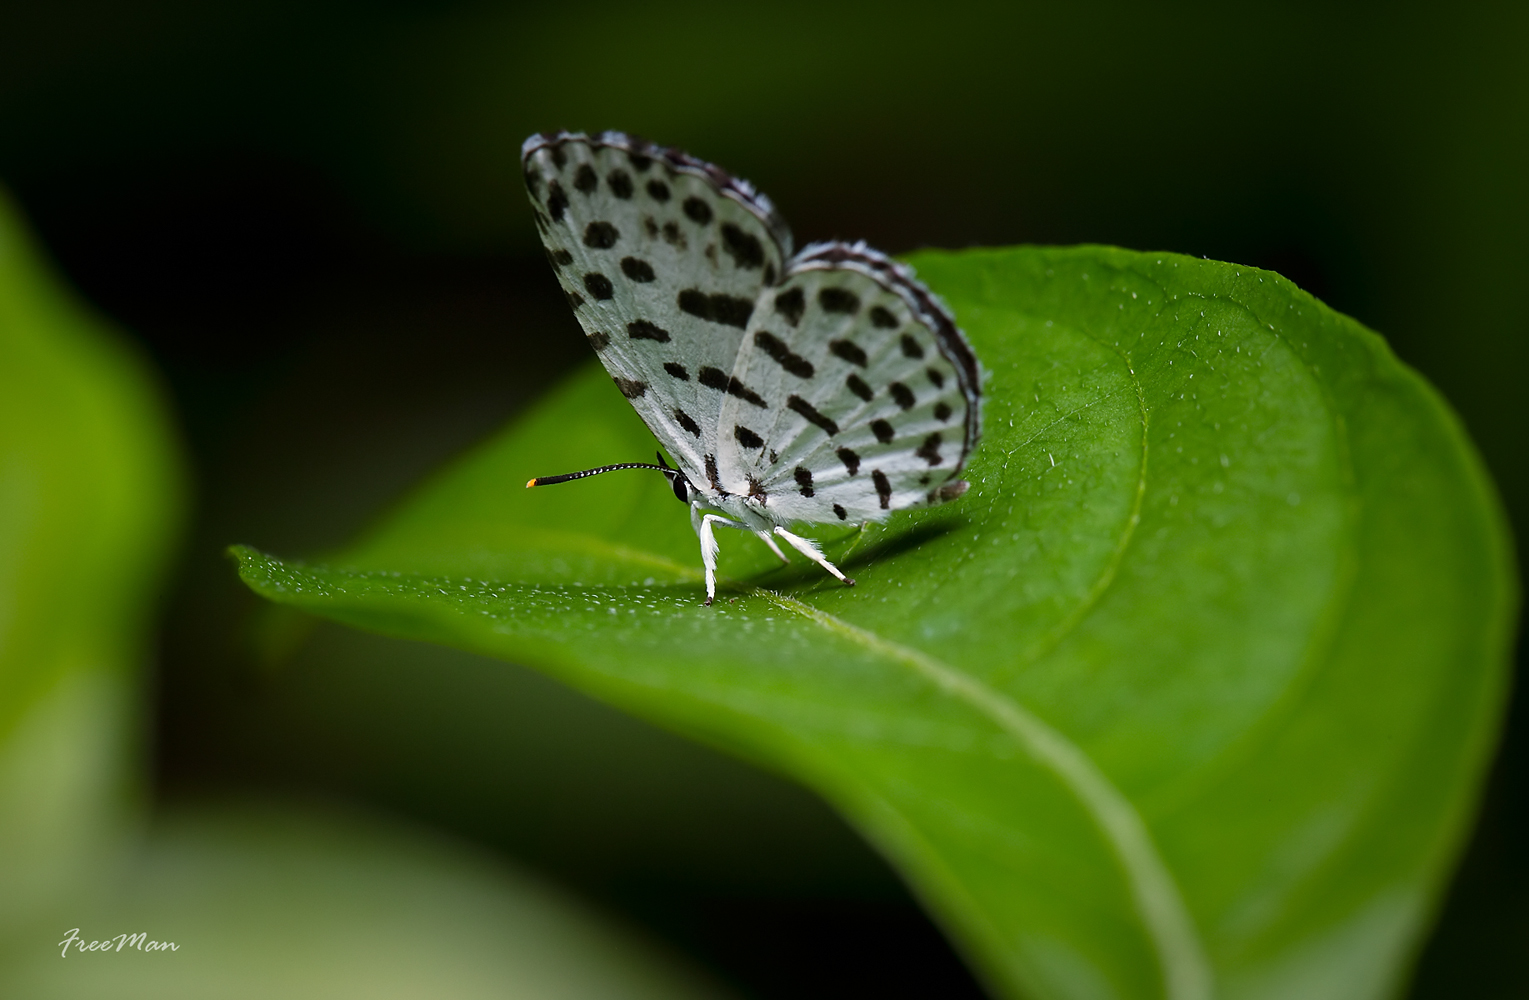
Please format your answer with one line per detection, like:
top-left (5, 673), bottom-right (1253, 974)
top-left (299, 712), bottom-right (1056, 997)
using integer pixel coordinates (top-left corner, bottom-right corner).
top-left (2, 1), bottom-right (1523, 995)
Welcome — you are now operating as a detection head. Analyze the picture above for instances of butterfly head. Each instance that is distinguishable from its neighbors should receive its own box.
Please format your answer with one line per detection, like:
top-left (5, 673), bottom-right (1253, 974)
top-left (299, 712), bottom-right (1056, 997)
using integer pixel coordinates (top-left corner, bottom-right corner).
top-left (654, 451), bottom-right (696, 504)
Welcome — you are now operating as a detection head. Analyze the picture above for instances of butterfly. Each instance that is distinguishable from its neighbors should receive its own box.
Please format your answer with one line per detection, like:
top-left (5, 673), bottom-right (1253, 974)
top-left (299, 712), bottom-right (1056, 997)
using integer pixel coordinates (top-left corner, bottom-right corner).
top-left (522, 131), bottom-right (983, 605)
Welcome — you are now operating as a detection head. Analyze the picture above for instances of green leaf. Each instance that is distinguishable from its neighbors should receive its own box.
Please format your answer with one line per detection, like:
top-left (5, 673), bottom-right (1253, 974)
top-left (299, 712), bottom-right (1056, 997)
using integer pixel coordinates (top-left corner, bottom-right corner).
top-left (233, 246), bottom-right (1515, 1000)
top-left (0, 187), bottom-right (183, 919)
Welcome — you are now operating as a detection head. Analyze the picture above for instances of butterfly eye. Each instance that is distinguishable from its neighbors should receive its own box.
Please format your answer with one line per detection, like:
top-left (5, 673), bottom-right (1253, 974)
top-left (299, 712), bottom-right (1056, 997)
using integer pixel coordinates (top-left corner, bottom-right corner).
top-left (668, 473), bottom-right (691, 504)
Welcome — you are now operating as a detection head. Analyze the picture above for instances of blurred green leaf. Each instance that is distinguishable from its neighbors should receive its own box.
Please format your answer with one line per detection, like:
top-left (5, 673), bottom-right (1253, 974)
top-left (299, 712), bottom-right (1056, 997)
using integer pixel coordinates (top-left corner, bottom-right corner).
top-left (0, 803), bottom-right (733, 1000)
top-left (0, 188), bottom-right (181, 920)
top-left (235, 246), bottom-right (1515, 1000)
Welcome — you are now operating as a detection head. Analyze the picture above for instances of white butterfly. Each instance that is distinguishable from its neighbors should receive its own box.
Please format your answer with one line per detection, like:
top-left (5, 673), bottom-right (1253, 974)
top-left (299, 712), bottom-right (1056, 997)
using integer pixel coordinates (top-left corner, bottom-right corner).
top-left (522, 132), bottom-right (983, 604)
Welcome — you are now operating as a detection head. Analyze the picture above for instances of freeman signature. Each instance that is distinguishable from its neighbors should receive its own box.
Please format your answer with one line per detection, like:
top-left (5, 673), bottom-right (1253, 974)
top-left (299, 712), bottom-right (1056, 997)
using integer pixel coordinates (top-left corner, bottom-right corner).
top-left (58, 928), bottom-right (180, 957)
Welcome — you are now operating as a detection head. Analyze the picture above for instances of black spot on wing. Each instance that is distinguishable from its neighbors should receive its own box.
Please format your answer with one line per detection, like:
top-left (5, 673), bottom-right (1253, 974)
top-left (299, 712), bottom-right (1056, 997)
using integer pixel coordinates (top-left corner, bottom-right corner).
top-left (916, 433), bottom-right (944, 466)
top-left (819, 288), bottom-right (860, 314)
top-left (683, 196), bottom-right (713, 225)
top-left (794, 467), bottom-right (815, 497)
top-left (830, 339), bottom-right (868, 367)
top-left (926, 367), bottom-right (945, 389)
top-left (565, 290), bottom-right (585, 309)
top-left (845, 373), bottom-right (873, 401)
top-left (890, 382), bottom-right (916, 410)
top-left (705, 454), bottom-right (720, 490)
top-left (586, 330), bottom-right (609, 351)
top-left (833, 503), bottom-right (847, 520)
top-left (698, 367), bottom-right (768, 408)
top-left (870, 419), bottom-right (894, 444)
top-left (525, 167), bottom-right (543, 200)
top-left (647, 179), bottom-right (670, 201)
top-left (678, 290), bottom-right (754, 328)
top-left (735, 425), bottom-right (764, 449)
top-left (870, 306), bottom-right (898, 329)
top-left (674, 407), bottom-right (701, 437)
top-left (547, 181), bottom-right (569, 222)
top-left (837, 447), bottom-right (861, 476)
top-left (787, 395), bottom-right (839, 436)
top-left (621, 257), bottom-right (655, 282)
top-left (873, 469), bottom-right (892, 509)
top-left (614, 377), bottom-right (647, 399)
top-left (661, 222), bottom-right (685, 248)
top-left (550, 146), bottom-right (567, 169)
top-left (900, 334), bottom-right (926, 359)
top-left (629, 151), bottom-right (653, 172)
top-left (774, 287), bottom-right (805, 326)
top-left (574, 164), bottom-right (598, 193)
top-left (584, 222), bottom-right (619, 249)
top-left (583, 273), bottom-right (614, 300)
top-left (720, 223), bottom-right (764, 269)
top-left (607, 169), bottom-right (634, 198)
top-left (664, 362), bottom-right (689, 380)
top-left (628, 320), bottom-right (669, 342)
top-left (754, 331), bottom-right (814, 378)
top-left (550, 249), bottom-right (573, 268)
top-left (934, 402), bottom-right (953, 421)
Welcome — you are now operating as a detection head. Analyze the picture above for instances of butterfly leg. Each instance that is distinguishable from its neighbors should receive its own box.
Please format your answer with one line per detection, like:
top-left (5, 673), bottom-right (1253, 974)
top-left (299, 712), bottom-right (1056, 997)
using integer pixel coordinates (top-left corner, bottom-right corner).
top-left (695, 511), bottom-right (747, 605)
top-left (753, 530), bottom-right (790, 564)
top-left (773, 527), bottom-right (856, 587)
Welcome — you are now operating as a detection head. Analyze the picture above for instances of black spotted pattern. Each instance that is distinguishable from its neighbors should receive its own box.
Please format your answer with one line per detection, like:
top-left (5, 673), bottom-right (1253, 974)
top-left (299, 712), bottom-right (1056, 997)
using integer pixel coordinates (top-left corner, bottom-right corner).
top-left (927, 367), bottom-right (946, 389)
top-left (583, 273), bottom-right (614, 299)
top-left (629, 151), bottom-right (652, 172)
top-left (873, 469), bottom-right (893, 509)
top-left (754, 331), bottom-right (814, 378)
top-left (735, 425), bottom-right (764, 450)
top-left (646, 179), bottom-right (670, 201)
top-left (794, 467), bottom-right (815, 497)
top-left (565, 290), bottom-right (585, 308)
top-left (890, 382), bottom-right (916, 410)
top-left (774, 287), bottom-right (805, 326)
top-left (586, 330), bottom-right (609, 351)
top-left (550, 249), bottom-right (573, 267)
top-left (678, 290), bottom-right (754, 328)
top-left (837, 447), bottom-right (861, 476)
top-left (674, 407), bottom-right (701, 437)
top-left (683, 196), bottom-right (713, 225)
top-left (664, 362), bottom-right (689, 380)
top-left (614, 377), bottom-right (647, 399)
top-left (819, 288), bottom-right (860, 314)
top-left (661, 222), bottom-right (686, 248)
top-left (916, 433), bottom-right (944, 466)
top-left (584, 222), bottom-right (618, 249)
top-left (628, 320), bottom-right (669, 342)
top-left (720, 223), bottom-right (764, 269)
top-left (934, 402), bottom-right (953, 421)
top-left (833, 503), bottom-right (848, 520)
top-left (788, 395), bottom-right (839, 437)
top-left (573, 164), bottom-right (597, 193)
top-left (621, 257), bottom-right (655, 282)
top-left (550, 146), bottom-right (567, 169)
top-left (830, 339), bottom-right (868, 367)
top-left (846, 374), bottom-right (874, 401)
top-left (900, 333), bottom-right (925, 359)
top-left (871, 419), bottom-right (895, 444)
top-left (870, 306), bottom-right (898, 329)
top-left (699, 367), bottom-right (768, 408)
top-left (607, 169), bottom-right (633, 198)
top-left (547, 181), bottom-right (569, 222)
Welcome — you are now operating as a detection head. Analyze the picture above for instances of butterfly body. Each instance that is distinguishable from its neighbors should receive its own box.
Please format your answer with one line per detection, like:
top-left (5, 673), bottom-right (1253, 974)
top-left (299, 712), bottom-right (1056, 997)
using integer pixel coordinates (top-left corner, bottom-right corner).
top-left (522, 131), bottom-right (982, 603)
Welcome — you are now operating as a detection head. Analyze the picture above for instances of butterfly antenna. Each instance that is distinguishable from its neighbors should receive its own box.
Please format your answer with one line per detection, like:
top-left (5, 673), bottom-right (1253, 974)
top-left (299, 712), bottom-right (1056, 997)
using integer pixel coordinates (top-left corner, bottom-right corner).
top-left (525, 462), bottom-right (670, 488)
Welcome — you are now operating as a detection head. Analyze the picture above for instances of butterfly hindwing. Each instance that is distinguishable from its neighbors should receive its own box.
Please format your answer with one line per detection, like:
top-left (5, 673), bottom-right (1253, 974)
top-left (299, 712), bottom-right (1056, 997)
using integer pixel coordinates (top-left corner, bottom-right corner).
top-left (716, 242), bottom-right (982, 523)
top-left (522, 132), bottom-right (793, 488)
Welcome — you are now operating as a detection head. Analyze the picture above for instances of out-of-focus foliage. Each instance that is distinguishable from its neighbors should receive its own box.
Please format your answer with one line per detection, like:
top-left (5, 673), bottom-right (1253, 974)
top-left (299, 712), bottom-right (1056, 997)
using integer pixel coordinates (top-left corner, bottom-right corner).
top-left (0, 192), bottom-right (732, 999)
top-left (236, 246), bottom-right (1515, 999)
top-left (0, 187), bottom-right (180, 920)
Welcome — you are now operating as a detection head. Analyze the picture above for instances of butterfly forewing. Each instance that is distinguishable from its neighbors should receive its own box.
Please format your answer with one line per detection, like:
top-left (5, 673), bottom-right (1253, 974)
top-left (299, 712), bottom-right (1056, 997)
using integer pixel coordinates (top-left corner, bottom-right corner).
top-left (717, 242), bottom-right (982, 523)
top-left (522, 132), bottom-right (792, 486)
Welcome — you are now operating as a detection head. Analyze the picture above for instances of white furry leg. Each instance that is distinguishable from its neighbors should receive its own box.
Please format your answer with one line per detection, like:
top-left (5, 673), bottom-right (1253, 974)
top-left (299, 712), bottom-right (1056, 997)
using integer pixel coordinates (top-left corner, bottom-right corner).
top-left (754, 530), bottom-right (790, 564)
top-left (773, 526), bottom-right (855, 587)
top-left (695, 512), bottom-right (746, 605)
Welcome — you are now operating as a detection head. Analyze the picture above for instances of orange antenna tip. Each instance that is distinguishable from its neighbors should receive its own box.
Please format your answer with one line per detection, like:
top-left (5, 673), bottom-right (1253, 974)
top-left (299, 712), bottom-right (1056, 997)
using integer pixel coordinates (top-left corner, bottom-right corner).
top-left (525, 478), bottom-right (538, 488)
